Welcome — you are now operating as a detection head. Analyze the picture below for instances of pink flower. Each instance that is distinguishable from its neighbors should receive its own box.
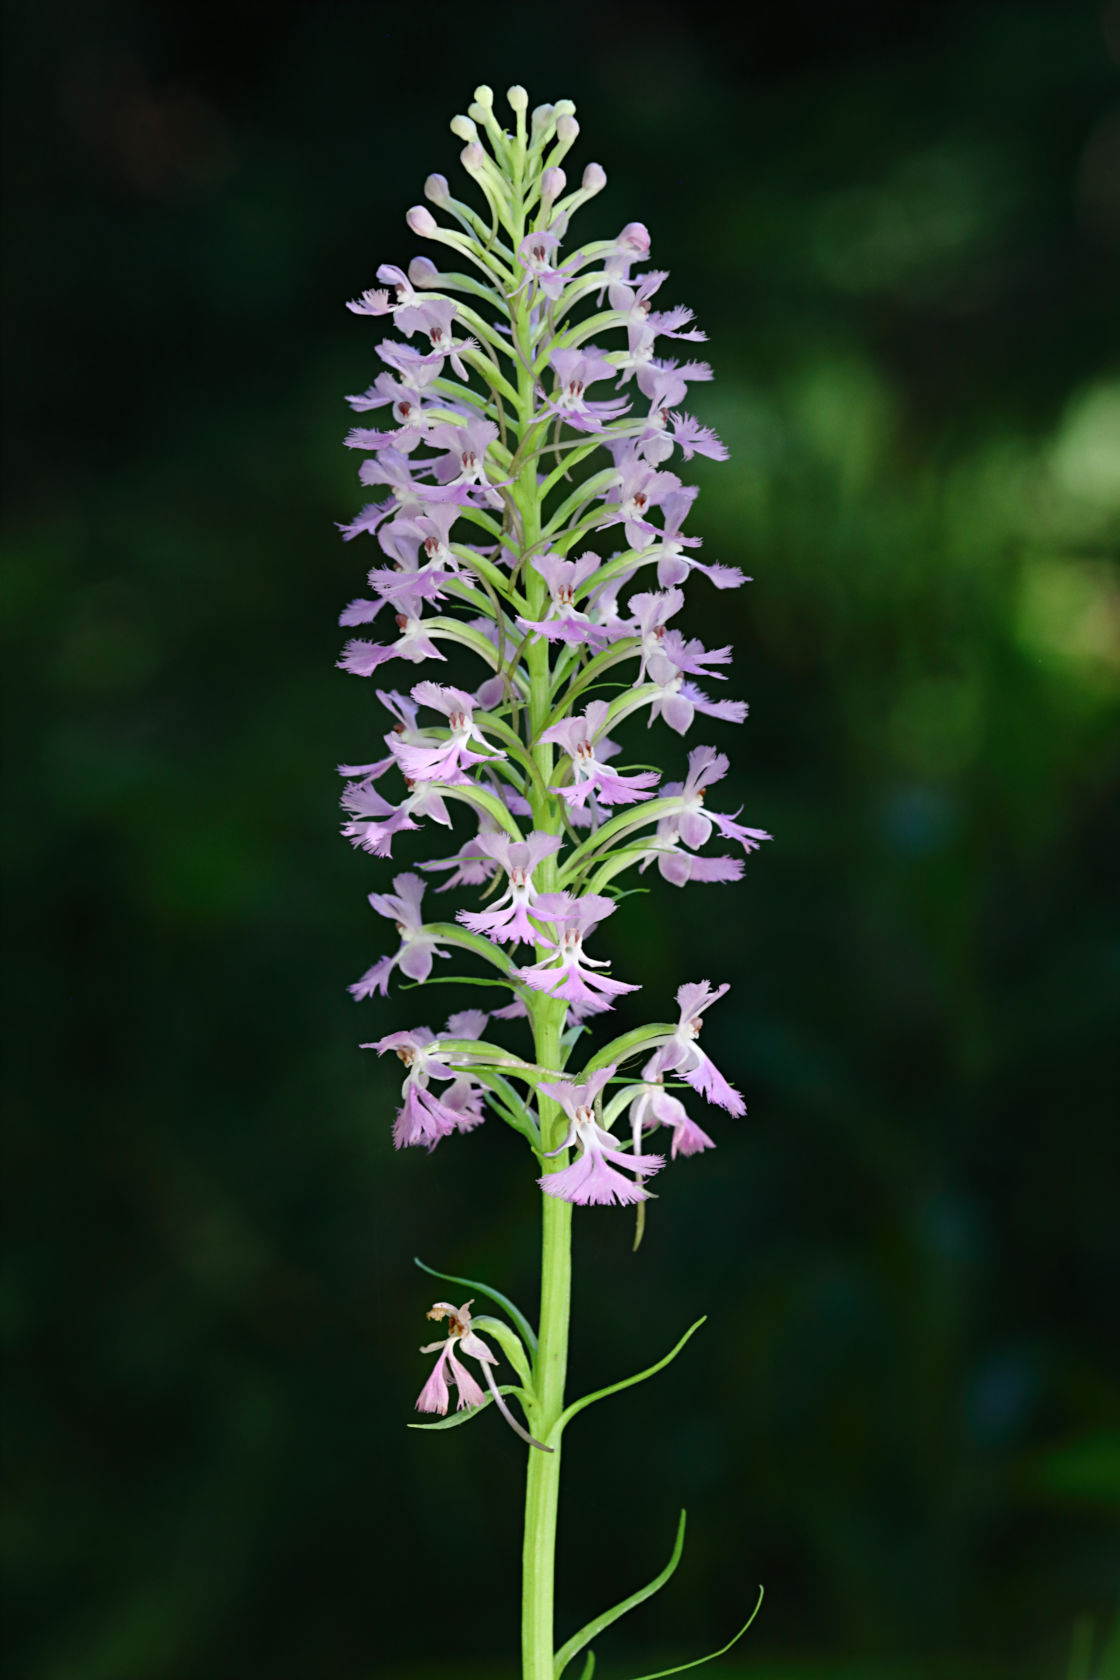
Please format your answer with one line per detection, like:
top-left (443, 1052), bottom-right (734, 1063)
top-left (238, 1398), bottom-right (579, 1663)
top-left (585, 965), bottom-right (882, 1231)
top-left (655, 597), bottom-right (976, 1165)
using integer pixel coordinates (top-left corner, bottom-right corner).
top-left (427, 418), bottom-right (507, 509)
top-left (415, 1300), bottom-right (552, 1451)
top-left (541, 701), bottom-right (660, 810)
top-left (602, 446), bottom-right (683, 549)
top-left (516, 893), bottom-right (639, 1013)
top-left (347, 263), bottom-right (431, 329)
top-left (644, 981), bottom-right (745, 1116)
top-left (648, 487), bottom-right (745, 591)
top-left (415, 1299), bottom-right (498, 1412)
top-left (378, 504), bottom-right (461, 573)
top-left (341, 780), bottom-right (451, 859)
top-left (337, 603), bottom-right (446, 677)
top-left (654, 745), bottom-right (773, 860)
top-left (421, 815), bottom-right (504, 892)
top-left (365, 1027), bottom-right (475, 1148)
top-left (457, 831), bottom-right (563, 945)
top-left (537, 1066), bottom-right (664, 1205)
top-left (544, 348), bottom-right (631, 432)
top-left (516, 552), bottom-right (610, 648)
top-left (389, 681), bottom-right (504, 785)
top-left (628, 587), bottom-right (684, 682)
top-left (644, 671), bottom-right (748, 736)
top-left (348, 873), bottom-right (449, 999)
top-left (629, 1081), bottom-right (715, 1159)
top-left (514, 229), bottom-right (575, 300)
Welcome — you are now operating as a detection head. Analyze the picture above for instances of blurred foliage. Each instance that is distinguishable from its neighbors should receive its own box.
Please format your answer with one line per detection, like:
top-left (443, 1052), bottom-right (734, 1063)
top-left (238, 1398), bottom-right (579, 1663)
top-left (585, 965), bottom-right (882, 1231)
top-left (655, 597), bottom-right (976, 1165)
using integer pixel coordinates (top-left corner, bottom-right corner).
top-left (2, 2), bottom-right (1119, 1678)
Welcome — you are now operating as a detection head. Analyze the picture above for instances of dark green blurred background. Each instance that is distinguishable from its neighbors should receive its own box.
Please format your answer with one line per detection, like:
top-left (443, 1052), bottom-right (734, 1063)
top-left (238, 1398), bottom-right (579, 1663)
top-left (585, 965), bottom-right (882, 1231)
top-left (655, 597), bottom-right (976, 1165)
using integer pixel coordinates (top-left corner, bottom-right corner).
top-left (3, 2), bottom-right (1119, 1676)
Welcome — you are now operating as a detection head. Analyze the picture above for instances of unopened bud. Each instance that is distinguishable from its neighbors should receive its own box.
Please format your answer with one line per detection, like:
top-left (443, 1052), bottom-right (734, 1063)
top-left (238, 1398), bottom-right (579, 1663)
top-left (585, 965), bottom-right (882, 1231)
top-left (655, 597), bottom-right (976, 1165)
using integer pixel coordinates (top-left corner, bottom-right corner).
top-left (531, 103), bottom-right (555, 140)
top-left (507, 85), bottom-right (528, 113)
top-left (460, 142), bottom-right (486, 174)
top-left (450, 114), bottom-right (477, 143)
top-left (619, 220), bottom-right (651, 257)
top-left (556, 114), bottom-right (579, 145)
top-left (406, 206), bottom-right (438, 238)
top-left (541, 167), bottom-right (566, 207)
top-left (407, 256), bottom-right (441, 289)
top-left (473, 84), bottom-right (494, 107)
top-left (582, 162), bottom-right (607, 194)
top-left (554, 98), bottom-right (576, 118)
top-left (424, 173), bottom-right (451, 206)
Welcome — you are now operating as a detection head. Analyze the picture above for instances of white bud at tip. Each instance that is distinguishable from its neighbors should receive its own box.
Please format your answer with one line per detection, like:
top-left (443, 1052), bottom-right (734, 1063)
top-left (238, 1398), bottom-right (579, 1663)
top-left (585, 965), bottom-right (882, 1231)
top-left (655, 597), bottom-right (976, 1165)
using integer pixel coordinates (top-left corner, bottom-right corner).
top-left (582, 162), bottom-right (607, 193)
top-left (541, 167), bottom-right (566, 206)
top-left (406, 206), bottom-right (438, 238)
top-left (407, 256), bottom-right (441, 288)
top-left (473, 84), bottom-right (494, 107)
top-left (424, 173), bottom-right (450, 206)
top-left (556, 114), bottom-right (579, 144)
top-left (531, 103), bottom-right (555, 137)
top-left (554, 99), bottom-right (576, 118)
top-left (449, 114), bottom-right (477, 143)
top-left (506, 85), bottom-right (528, 113)
top-left (460, 142), bottom-right (486, 174)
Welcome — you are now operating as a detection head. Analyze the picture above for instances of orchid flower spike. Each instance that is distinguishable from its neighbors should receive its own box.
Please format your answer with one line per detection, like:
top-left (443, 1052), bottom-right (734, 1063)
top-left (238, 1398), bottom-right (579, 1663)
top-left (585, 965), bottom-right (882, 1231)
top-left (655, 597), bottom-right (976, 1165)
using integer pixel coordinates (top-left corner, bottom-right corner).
top-left (337, 103), bottom-right (775, 1654)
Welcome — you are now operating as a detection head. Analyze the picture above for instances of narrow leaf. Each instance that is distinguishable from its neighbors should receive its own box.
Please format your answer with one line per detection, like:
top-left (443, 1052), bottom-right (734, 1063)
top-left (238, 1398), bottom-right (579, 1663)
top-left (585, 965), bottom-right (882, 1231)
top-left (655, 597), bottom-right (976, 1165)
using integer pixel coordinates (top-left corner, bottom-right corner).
top-left (622, 1584), bottom-right (764, 1679)
top-left (552, 1319), bottom-right (706, 1437)
top-left (413, 1256), bottom-right (538, 1350)
top-left (578, 1655), bottom-right (595, 1680)
top-left (406, 1384), bottom-right (527, 1431)
top-left (554, 1512), bottom-right (686, 1678)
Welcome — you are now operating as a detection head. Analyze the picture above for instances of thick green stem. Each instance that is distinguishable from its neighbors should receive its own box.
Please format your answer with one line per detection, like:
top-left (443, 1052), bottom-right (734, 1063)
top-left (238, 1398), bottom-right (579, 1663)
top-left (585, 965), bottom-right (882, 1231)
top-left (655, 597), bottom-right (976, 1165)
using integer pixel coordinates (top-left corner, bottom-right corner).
top-left (506, 180), bottom-right (574, 1680)
top-left (522, 1030), bottom-right (572, 1680)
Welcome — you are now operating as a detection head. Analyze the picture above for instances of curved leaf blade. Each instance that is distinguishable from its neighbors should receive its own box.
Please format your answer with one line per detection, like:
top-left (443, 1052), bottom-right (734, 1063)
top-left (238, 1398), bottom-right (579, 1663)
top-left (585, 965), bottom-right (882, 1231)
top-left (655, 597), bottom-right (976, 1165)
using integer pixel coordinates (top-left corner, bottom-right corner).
top-left (552, 1319), bottom-right (706, 1438)
top-left (554, 1512), bottom-right (686, 1678)
top-left (413, 1256), bottom-right (538, 1350)
top-left (623, 1585), bottom-right (765, 1680)
top-left (578, 1655), bottom-right (595, 1680)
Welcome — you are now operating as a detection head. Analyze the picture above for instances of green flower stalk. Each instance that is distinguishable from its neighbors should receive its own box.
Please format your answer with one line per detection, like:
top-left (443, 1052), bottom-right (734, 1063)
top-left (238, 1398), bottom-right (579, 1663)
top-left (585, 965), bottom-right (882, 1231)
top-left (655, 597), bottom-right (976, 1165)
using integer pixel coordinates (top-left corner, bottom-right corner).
top-left (335, 84), bottom-right (768, 1679)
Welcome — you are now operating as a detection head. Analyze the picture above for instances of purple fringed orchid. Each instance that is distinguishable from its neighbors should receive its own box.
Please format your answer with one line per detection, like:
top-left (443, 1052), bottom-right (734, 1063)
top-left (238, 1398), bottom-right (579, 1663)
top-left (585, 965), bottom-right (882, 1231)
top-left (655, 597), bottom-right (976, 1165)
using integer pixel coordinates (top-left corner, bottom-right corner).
top-left (417, 1300), bottom-right (551, 1451)
top-left (516, 893), bottom-right (639, 1012)
top-left (348, 872), bottom-right (450, 999)
top-left (541, 701), bottom-right (660, 809)
top-left (390, 681), bottom-right (505, 785)
top-left (545, 347), bottom-right (631, 431)
top-left (644, 980), bottom-right (747, 1116)
top-left (629, 1081), bottom-right (715, 1159)
top-left (538, 1068), bottom-right (664, 1205)
top-left (456, 831), bottom-right (562, 944)
top-left (366, 1026), bottom-right (477, 1148)
top-left (516, 553), bottom-right (612, 647)
top-left (335, 84), bottom-right (772, 1678)
top-left (416, 1299), bottom-right (496, 1412)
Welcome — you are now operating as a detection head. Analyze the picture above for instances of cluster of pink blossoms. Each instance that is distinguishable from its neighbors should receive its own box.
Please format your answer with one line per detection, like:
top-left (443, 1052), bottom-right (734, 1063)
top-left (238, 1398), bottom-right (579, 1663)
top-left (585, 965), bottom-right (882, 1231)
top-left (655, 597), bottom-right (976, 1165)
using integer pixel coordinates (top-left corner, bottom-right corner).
top-left (335, 87), bottom-right (769, 1417)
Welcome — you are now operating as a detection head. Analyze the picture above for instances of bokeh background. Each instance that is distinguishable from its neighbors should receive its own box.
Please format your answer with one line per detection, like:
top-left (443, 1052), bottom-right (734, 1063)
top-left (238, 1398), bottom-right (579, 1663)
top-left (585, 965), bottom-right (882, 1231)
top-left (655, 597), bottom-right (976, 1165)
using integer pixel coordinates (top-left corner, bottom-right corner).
top-left (3, 1), bottom-right (1119, 1677)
